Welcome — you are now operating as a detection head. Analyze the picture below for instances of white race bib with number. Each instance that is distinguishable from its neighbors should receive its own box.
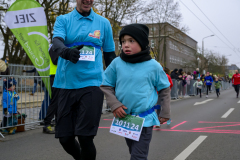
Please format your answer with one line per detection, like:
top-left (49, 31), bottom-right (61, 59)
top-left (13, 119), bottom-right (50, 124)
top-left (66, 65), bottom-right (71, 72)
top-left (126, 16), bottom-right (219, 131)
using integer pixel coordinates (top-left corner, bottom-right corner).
top-left (79, 46), bottom-right (95, 61)
top-left (110, 115), bottom-right (145, 141)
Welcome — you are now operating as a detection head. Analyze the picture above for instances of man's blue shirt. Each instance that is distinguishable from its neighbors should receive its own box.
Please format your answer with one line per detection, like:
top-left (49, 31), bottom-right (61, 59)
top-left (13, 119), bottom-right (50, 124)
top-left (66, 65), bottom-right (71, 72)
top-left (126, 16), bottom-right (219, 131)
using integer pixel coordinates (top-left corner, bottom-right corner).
top-left (53, 8), bottom-right (115, 89)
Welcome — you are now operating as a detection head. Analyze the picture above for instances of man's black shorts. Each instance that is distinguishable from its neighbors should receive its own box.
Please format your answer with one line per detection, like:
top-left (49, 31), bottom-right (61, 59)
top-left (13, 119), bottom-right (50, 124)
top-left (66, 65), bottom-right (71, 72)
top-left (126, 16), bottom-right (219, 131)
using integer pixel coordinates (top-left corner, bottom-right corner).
top-left (55, 86), bottom-right (104, 138)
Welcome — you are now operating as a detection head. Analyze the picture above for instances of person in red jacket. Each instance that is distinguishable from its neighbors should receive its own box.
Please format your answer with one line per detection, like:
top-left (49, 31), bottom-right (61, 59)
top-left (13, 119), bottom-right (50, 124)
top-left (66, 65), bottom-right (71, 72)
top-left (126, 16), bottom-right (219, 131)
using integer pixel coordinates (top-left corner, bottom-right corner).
top-left (232, 70), bottom-right (240, 98)
top-left (155, 67), bottom-right (172, 128)
top-left (164, 68), bottom-right (173, 89)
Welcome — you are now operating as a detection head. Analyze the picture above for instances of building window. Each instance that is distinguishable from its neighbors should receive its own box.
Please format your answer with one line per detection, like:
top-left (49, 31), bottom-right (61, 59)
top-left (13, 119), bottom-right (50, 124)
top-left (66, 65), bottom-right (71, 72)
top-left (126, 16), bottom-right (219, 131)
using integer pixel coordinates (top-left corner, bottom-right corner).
top-left (118, 42), bottom-right (121, 50)
top-left (151, 39), bottom-right (155, 48)
top-left (151, 27), bottom-right (156, 35)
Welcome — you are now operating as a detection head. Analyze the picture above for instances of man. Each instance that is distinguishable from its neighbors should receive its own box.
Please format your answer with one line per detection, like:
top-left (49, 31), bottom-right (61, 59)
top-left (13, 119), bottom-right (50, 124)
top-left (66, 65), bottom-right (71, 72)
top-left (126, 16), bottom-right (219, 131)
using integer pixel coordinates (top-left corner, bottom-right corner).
top-left (42, 45), bottom-right (59, 134)
top-left (232, 70), bottom-right (240, 98)
top-left (52, 0), bottom-right (116, 159)
top-left (22, 67), bottom-right (41, 96)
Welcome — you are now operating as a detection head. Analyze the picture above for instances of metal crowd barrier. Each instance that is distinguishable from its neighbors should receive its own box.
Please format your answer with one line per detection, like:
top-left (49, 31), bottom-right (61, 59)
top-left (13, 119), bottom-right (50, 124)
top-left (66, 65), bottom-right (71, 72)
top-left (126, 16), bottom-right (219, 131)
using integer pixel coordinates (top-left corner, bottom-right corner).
top-left (0, 75), bottom-right (50, 138)
top-left (171, 79), bottom-right (232, 99)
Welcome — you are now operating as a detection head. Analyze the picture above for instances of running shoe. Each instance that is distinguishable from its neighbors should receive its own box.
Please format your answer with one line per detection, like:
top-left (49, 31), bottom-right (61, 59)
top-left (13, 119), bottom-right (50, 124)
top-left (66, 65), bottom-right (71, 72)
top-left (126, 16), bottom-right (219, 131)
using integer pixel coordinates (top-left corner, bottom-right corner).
top-left (43, 125), bottom-right (55, 134)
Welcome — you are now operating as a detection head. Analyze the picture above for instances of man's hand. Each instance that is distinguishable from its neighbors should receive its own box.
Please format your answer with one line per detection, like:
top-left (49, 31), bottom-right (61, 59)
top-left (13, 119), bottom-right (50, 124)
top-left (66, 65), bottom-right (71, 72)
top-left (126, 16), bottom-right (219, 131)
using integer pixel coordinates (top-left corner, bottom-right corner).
top-left (113, 106), bottom-right (127, 118)
top-left (62, 45), bottom-right (84, 64)
top-left (158, 117), bottom-right (170, 124)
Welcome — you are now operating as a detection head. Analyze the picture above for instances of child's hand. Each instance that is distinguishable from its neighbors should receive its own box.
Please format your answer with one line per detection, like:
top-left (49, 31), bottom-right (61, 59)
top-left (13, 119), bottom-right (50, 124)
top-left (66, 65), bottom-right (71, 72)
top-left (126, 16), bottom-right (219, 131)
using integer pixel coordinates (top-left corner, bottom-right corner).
top-left (14, 94), bottom-right (18, 98)
top-left (113, 106), bottom-right (127, 118)
top-left (158, 117), bottom-right (170, 124)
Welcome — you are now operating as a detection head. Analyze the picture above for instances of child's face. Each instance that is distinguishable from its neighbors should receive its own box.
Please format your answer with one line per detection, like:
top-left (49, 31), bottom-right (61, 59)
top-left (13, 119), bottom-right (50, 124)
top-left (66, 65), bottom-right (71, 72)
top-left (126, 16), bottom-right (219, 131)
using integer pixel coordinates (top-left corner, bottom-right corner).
top-left (215, 78), bottom-right (218, 81)
top-left (198, 79), bottom-right (200, 82)
top-left (9, 85), bottom-right (15, 90)
top-left (121, 35), bottom-right (141, 55)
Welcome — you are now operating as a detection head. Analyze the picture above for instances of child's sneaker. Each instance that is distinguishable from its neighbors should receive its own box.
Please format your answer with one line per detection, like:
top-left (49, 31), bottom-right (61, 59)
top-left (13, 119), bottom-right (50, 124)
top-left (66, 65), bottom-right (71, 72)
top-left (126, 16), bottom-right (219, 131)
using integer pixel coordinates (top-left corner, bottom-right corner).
top-left (8, 127), bottom-right (17, 135)
top-left (1, 129), bottom-right (9, 134)
top-left (154, 125), bottom-right (161, 129)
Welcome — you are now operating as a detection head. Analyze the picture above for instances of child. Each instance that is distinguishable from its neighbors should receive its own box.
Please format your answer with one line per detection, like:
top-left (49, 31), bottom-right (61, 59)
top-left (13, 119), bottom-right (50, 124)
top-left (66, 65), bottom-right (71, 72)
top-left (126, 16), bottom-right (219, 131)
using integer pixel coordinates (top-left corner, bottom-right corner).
top-left (214, 77), bottom-right (222, 98)
top-left (193, 77), bottom-right (203, 98)
top-left (1, 78), bottom-right (20, 134)
top-left (100, 24), bottom-right (171, 160)
top-left (204, 72), bottom-right (213, 98)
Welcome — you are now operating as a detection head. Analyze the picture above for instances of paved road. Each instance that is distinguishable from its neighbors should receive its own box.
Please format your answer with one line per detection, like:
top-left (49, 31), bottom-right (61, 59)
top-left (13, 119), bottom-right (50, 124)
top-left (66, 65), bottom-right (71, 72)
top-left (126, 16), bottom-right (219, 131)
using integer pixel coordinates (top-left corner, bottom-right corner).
top-left (0, 88), bottom-right (240, 160)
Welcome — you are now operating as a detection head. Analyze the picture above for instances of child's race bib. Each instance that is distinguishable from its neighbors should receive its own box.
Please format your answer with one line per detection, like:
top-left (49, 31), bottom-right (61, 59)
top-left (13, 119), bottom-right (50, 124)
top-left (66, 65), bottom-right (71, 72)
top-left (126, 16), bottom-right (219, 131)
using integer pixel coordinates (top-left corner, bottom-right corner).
top-left (110, 115), bottom-right (145, 141)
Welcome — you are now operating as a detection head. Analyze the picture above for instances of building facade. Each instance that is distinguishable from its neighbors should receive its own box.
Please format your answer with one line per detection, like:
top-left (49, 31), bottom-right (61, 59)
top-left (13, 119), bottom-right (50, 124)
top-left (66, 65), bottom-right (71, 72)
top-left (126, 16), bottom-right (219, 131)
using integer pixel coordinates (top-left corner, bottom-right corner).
top-left (114, 22), bottom-right (198, 72)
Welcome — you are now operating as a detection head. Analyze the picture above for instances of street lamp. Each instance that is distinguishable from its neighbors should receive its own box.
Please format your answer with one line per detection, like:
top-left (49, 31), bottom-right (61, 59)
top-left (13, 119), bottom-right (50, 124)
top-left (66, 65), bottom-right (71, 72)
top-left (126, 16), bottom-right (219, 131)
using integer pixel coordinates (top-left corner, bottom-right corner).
top-left (202, 35), bottom-right (214, 57)
top-left (197, 57), bottom-right (200, 69)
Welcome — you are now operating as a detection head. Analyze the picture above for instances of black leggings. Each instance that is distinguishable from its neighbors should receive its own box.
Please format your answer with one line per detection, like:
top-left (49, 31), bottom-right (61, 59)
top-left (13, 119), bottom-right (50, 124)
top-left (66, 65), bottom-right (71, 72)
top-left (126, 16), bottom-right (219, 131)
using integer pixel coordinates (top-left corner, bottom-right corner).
top-left (197, 88), bottom-right (202, 96)
top-left (59, 136), bottom-right (96, 160)
top-left (206, 85), bottom-right (211, 95)
top-left (234, 85), bottom-right (240, 96)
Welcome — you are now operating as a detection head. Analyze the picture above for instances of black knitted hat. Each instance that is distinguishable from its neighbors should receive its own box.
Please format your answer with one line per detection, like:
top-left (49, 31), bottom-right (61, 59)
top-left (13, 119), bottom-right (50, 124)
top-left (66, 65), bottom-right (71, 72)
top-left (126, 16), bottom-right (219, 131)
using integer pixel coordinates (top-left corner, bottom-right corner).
top-left (119, 23), bottom-right (149, 50)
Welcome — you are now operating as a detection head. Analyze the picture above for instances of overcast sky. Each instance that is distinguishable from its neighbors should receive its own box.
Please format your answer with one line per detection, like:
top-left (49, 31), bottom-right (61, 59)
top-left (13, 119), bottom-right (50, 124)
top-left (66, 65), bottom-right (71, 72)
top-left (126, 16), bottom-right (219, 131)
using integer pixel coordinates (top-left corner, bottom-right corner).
top-left (1, 0), bottom-right (239, 68)
top-left (178, 0), bottom-right (240, 67)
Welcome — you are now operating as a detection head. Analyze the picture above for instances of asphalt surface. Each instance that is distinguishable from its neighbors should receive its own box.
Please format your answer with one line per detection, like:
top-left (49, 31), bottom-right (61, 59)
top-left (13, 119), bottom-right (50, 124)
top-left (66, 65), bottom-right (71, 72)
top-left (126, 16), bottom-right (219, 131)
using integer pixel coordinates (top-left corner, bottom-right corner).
top-left (0, 88), bottom-right (240, 160)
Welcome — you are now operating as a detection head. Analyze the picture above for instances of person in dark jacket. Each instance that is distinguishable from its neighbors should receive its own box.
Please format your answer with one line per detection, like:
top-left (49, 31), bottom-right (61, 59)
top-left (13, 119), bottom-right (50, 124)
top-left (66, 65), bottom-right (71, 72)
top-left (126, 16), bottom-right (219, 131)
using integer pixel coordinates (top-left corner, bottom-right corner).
top-left (171, 69), bottom-right (183, 80)
top-left (170, 69), bottom-right (178, 79)
top-left (22, 68), bottom-right (42, 96)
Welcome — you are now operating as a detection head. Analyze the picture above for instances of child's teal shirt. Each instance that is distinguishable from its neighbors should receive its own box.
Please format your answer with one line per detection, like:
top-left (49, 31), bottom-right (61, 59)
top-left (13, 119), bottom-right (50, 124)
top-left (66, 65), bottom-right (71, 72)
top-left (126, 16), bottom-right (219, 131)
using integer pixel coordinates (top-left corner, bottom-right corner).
top-left (102, 57), bottom-right (170, 127)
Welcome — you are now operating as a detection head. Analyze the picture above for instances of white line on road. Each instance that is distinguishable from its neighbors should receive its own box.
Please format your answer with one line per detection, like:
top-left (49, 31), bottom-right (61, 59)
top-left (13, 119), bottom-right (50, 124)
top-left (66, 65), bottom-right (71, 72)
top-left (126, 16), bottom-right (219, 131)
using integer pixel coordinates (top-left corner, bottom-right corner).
top-left (174, 136), bottom-right (207, 160)
top-left (238, 100), bottom-right (240, 103)
top-left (221, 108), bottom-right (235, 118)
top-left (194, 99), bottom-right (213, 106)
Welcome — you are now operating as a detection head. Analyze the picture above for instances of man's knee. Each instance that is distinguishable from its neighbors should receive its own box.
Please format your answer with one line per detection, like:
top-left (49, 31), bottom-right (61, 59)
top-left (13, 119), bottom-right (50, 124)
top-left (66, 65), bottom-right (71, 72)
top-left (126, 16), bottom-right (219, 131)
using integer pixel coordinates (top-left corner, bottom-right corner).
top-left (78, 136), bottom-right (94, 145)
top-left (59, 136), bottom-right (74, 145)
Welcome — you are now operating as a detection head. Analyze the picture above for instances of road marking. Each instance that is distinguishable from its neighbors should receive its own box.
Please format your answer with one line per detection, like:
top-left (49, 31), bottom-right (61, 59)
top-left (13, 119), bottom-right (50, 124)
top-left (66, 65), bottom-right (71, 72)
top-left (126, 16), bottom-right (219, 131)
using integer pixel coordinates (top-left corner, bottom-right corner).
top-left (171, 121), bottom-right (187, 129)
top-left (221, 108), bottom-right (235, 118)
top-left (194, 99), bottom-right (213, 106)
top-left (238, 100), bottom-right (240, 103)
top-left (173, 136), bottom-right (207, 160)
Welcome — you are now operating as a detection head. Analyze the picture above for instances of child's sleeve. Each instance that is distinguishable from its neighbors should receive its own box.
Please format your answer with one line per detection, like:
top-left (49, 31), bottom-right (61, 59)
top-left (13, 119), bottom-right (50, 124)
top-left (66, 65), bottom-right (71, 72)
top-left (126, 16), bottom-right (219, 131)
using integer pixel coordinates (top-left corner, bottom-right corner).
top-left (15, 92), bottom-right (20, 101)
top-left (2, 92), bottom-right (7, 109)
top-left (155, 66), bottom-right (171, 118)
top-left (193, 82), bottom-right (196, 87)
top-left (100, 60), bottom-right (124, 112)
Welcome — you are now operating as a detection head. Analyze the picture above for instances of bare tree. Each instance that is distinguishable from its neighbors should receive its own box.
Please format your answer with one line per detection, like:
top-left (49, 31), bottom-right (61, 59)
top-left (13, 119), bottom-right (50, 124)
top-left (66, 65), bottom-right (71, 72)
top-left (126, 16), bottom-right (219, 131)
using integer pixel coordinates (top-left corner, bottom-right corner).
top-left (183, 48), bottom-right (229, 75)
top-left (142, 0), bottom-right (189, 65)
top-left (94, 0), bottom-right (149, 38)
top-left (0, 0), bottom-right (74, 64)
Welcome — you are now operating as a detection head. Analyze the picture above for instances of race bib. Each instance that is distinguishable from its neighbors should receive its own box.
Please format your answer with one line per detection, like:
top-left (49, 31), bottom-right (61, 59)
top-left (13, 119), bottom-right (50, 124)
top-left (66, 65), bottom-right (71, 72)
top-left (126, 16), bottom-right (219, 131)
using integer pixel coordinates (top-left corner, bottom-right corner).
top-left (79, 46), bottom-right (95, 61)
top-left (110, 115), bottom-right (145, 141)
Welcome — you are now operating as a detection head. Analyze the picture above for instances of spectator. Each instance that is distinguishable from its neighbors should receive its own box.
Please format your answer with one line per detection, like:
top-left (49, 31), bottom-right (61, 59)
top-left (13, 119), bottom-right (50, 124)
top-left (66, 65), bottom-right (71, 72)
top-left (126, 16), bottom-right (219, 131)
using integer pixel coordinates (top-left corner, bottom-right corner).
top-left (182, 72), bottom-right (187, 96)
top-left (170, 69), bottom-right (179, 79)
top-left (1, 78), bottom-right (20, 135)
top-left (1, 63), bottom-right (10, 82)
top-left (38, 86), bottom-right (50, 121)
top-left (196, 68), bottom-right (201, 79)
top-left (164, 68), bottom-right (173, 89)
top-left (22, 68), bottom-right (42, 96)
top-left (187, 72), bottom-right (193, 95)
